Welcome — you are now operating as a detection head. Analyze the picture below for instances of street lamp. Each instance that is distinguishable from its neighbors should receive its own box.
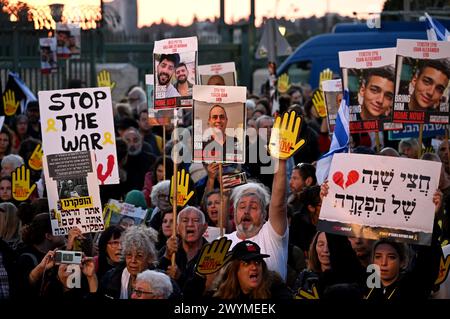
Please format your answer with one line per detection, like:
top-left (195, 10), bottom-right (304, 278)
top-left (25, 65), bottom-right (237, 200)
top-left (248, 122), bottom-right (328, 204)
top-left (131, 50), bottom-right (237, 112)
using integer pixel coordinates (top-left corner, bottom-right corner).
top-left (49, 3), bottom-right (64, 23)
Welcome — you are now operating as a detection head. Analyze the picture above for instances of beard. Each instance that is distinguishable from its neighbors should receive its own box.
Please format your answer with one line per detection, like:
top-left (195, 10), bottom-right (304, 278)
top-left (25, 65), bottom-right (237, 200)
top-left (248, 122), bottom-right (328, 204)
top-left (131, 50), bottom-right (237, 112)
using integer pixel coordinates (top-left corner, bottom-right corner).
top-left (177, 75), bottom-right (187, 84)
top-left (158, 72), bottom-right (171, 86)
top-left (128, 144), bottom-right (142, 156)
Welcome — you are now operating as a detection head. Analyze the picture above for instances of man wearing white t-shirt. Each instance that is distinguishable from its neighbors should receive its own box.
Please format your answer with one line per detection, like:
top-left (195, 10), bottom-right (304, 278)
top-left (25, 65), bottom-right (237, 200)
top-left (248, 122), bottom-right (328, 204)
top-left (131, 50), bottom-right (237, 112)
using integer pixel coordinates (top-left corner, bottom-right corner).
top-left (225, 159), bottom-right (288, 281)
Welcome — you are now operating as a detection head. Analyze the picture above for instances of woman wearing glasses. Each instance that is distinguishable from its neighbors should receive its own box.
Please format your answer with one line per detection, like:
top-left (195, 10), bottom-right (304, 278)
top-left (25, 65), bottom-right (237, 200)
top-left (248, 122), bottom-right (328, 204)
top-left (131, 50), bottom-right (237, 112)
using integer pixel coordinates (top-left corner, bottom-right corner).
top-left (95, 225), bottom-right (123, 282)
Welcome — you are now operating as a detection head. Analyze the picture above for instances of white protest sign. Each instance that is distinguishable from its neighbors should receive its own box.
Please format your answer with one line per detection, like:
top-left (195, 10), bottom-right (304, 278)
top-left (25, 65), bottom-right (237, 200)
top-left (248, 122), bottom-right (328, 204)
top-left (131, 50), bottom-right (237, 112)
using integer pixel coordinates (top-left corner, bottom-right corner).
top-left (38, 87), bottom-right (119, 185)
top-left (43, 151), bottom-right (104, 236)
top-left (198, 62), bottom-right (237, 86)
top-left (318, 153), bottom-right (441, 245)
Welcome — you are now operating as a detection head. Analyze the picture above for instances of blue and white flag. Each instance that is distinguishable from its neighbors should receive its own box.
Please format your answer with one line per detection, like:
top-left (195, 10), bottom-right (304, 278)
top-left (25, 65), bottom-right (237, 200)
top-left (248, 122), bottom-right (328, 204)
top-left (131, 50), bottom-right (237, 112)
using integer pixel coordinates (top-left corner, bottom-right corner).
top-left (316, 89), bottom-right (350, 184)
top-left (424, 12), bottom-right (450, 42)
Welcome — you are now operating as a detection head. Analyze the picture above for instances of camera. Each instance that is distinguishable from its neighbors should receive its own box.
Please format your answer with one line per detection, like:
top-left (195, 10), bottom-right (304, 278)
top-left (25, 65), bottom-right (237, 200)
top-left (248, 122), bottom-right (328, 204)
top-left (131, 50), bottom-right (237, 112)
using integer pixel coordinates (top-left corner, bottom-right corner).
top-left (54, 250), bottom-right (82, 265)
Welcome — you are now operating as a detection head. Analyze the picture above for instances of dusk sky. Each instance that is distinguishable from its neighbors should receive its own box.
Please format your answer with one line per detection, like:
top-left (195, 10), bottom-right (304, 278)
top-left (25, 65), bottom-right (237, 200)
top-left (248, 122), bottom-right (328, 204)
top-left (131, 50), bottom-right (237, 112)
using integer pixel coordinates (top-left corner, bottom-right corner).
top-left (13, 0), bottom-right (386, 26)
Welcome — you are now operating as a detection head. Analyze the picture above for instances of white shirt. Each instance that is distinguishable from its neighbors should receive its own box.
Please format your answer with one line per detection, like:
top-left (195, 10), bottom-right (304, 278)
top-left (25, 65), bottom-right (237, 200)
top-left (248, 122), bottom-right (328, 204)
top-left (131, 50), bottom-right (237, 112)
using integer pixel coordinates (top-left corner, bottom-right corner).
top-left (224, 221), bottom-right (289, 281)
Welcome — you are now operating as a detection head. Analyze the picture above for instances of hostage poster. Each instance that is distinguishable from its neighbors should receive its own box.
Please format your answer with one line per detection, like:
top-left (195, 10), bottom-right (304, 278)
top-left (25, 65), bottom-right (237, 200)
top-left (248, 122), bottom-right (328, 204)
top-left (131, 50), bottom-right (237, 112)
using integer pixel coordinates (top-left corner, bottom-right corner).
top-left (318, 153), bottom-right (441, 245)
top-left (198, 62), bottom-right (237, 86)
top-left (38, 87), bottom-right (119, 184)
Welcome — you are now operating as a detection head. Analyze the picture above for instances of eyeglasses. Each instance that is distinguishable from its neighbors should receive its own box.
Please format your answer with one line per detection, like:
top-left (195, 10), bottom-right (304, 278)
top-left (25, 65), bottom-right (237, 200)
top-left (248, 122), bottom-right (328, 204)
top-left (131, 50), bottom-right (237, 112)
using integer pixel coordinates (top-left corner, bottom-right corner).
top-left (107, 240), bottom-right (121, 247)
top-left (158, 194), bottom-right (169, 201)
top-left (132, 288), bottom-right (155, 298)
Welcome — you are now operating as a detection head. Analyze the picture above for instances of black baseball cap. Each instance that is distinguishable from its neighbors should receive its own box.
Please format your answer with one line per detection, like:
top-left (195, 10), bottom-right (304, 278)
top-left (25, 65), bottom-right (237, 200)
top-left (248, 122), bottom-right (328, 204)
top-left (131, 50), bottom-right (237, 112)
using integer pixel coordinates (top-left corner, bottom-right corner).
top-left (231, 240), bottom-right (270, 261)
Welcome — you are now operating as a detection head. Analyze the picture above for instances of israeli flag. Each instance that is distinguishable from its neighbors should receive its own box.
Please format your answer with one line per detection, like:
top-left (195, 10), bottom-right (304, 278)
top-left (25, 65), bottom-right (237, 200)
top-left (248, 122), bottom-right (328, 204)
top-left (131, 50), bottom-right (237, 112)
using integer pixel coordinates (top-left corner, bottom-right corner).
top-left (424, 12), bottom-right (450, 42)
top-left (316, 89), bottom-right (350, 184)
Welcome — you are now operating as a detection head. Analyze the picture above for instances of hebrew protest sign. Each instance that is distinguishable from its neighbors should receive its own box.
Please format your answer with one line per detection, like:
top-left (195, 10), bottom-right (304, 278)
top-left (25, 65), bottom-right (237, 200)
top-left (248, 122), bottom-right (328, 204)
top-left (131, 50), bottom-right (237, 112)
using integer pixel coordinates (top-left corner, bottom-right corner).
top-left (339, 47), bottom-right (402, 133)
top-left (198, 62), bottom-right (237, 86)
top-left (43, 151), bottom-right (104, 236)
top-left (103, 199), bottom-right (148, 228)
top-left (38, 87), bottom-right (119, 184)
top-left (393, 39), bottom-right (450, 124)
top-left (318, 153), bottom-right (441, 245)
top-left (388, 123), bottom-right (446, 140)
top-left (153, 36), bottom-right (198, 110)
top-left (192, 85), bottom-right (246, 163)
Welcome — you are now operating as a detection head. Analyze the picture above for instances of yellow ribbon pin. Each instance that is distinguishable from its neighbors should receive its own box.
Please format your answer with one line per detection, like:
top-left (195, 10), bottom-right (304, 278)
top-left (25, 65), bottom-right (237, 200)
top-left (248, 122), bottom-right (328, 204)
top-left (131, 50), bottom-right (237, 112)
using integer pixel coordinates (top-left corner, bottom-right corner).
top-left (102, 132), bottom-right (114, 145)
top-left (46, 119), bottom-right (57, 132)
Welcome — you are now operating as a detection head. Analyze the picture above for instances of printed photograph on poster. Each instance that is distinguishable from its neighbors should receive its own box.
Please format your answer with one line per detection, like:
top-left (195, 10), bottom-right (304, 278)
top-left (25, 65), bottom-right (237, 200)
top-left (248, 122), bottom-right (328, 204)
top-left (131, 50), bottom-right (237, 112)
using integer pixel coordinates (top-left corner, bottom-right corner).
top-left (153, 36), bottom-right (198, 110)
top-left (145, 73), bottom-right (172, 126)
top-left (198, 62), bottom-right (237, 86)
top-left (388, 123), bottom-right (446, 140)
top-left (322, 79), bottom-right (343, 133)
top-left (192, 85), bottom-right (246, 163)
top-left (43, 151), bottom-right (104, 236)
top-left (40, 37), bottom-right (58, 74)
top-left (56, 23), bottom-right (81, 59)
top-left (38, 87), bottom-right (119, 185)
top-left (339, 47), bottom-right (402, 133)
top-left (103, 199), bottom-right (148, 228)
top-left (393, 39), bottom-right (450, 124)
top-left (318, 153), bottom-right (441, 245)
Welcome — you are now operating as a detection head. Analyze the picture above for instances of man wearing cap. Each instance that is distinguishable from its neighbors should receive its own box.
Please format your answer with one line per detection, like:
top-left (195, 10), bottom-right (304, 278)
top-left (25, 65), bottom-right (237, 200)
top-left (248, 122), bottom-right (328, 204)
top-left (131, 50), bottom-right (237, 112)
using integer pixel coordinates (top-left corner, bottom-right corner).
top-left (156, 53), bottom-right (181, 98)
top-left (224, 158), bottom-right (289, 281)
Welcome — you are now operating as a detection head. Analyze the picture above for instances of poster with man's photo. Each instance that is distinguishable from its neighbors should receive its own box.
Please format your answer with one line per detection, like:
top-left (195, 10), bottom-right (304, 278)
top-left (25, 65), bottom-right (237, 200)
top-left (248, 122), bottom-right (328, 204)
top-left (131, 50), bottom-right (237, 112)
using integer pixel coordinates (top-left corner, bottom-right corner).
top-left (38, 87), bottom-right (119, 184)
top-left (198, 62), bottom-right (237, 86)
top-left (39, 37), bottom-right (58, 74)
top-left (322, 79), bottom-right (343, 133)
top-left (339, 47), bottom-right (402, 133)
top-left (393, 39), bottom-right (450, 124)
top-left (55, 23), bottom-right (81, 59)
top-left (153, 36), bottom-right (198, 110)
top-left (145, 74), bottom-right (172, 126)
top-left (192, 85), bottom-right (246, 163)
top-left (103, 199), bottom-right (148, 228)
top-left (43, 151), bottom-right (104, 236)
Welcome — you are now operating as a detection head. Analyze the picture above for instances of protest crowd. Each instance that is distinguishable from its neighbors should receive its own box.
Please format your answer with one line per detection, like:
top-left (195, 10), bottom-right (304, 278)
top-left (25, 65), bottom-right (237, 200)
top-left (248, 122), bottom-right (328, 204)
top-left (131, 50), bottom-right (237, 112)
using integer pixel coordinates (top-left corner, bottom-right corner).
top-left (0, 24), bottom-right (450, 303)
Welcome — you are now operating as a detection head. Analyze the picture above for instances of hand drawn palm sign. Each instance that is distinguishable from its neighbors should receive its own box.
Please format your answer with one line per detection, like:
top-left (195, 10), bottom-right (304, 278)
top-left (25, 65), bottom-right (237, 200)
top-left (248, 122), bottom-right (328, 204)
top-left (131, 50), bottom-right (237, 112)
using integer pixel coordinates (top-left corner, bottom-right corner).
top-left (268, 111), bottom-right (306, 160)
top-left (28, 144), bottom-right (43, 171)
top-left (170, 169), bottom-right (194, 207)
top-left (97, 70), bottom-right (116, 91)
top-left (12, 165), bottom-right (36, 201)
top-left (196, 237), bottom-right (232, 276)
top-left (3, 89), bottom-right (19, 116)
top-left (312, 89), bottom-right (327, 118)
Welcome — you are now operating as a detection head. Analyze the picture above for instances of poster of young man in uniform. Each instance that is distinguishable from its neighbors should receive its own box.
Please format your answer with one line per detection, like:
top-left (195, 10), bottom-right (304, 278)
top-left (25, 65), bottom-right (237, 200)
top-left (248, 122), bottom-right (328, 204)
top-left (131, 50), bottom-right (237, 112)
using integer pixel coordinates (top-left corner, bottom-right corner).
top-left (318, 153), bottom-right (441, 245)
top-left (153, 36), bottom-right (198, 110)
top-left (39, 38), bottom-right (57, 74)
top-left (103, 199), bottom-right (148, 228)
top-left (38, 87), bottom-right (119, 185)
top-left (192, 85), bottom-right (246, 163)
top-left (339, 47), bottom-right (402, 133)
top-left (43, 151), bottom-right (104, 236)
top-left (393, 39), bottom-right (450, 124)
top-left (198, 62), bottom-right (237, 86)
top-left (322, 79), bottom-right (343, 133)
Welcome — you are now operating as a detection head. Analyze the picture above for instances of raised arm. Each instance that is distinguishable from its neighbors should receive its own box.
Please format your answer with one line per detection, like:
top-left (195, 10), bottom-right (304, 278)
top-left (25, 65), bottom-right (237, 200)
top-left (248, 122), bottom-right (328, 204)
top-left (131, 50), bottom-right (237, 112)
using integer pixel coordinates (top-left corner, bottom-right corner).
top-left (268, 159), bottom-right (287, 236)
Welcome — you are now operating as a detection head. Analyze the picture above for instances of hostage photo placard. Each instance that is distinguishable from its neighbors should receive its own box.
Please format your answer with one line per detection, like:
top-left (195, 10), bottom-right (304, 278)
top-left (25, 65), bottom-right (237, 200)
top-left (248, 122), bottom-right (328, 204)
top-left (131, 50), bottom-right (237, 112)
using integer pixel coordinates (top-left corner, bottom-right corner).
top-left (393, 39), bottom-right (450, 124)
top-left (318, 153), bottom-right (441, 245)
top-left (38, 87), bottom-right (119, 184)
top-left (192, 85), bottom-right (246, 163)
top-left (43, 151), bottom-right (104, 236)
top-left (153, 36), bottom-right (198, 110)
top-left (322, 79), bottom-right (343, 133)
top-left (339, 47), bottom-right (402, 133)
top-left (198, 62), bottom-right (237, 86)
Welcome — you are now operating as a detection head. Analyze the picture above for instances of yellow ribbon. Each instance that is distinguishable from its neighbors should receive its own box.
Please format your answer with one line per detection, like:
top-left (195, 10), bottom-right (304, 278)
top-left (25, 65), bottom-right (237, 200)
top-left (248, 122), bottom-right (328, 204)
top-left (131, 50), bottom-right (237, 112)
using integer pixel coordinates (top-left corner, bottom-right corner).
top-left (46, 118), bottom-right (57, 132)
top-left (102, 132), bottom-right (114, 145)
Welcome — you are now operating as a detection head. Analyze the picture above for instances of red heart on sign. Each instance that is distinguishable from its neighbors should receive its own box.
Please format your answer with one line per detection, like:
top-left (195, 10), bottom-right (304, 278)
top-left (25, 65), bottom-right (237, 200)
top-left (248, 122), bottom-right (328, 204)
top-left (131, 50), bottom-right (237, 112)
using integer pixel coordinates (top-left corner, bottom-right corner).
top-left (332, 171), bottom-right (344, 190)
top-left (345, 170), bottom-right (359, 188)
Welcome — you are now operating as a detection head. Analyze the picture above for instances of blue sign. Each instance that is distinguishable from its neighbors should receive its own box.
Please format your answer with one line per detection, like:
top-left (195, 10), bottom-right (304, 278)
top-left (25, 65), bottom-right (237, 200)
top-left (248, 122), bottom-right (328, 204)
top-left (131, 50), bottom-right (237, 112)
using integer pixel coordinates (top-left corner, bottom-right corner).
top-left (388, 123), bottom-right (447, 140)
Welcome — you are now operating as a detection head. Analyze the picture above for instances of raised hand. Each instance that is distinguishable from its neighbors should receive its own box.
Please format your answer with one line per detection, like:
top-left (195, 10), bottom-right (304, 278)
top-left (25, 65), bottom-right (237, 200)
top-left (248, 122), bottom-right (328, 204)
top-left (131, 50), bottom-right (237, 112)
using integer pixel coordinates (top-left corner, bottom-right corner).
top-left (170, 169), bottom-right (194, 207)
top-left (277, 73), bottom-right (291, 94)
top-left (3, 89), bottom-right (20, 116)
top-left (196, 237), bottom-right (232, 276)
top-left (12, 165), bottom-right (36, 201)
top-left (312, 89), bottom-right (327, 118)
top-left (319, 68), bottom-right (333, 90)
top-left (268, 111), bottom-right (305, 160)
top-left (97, 70), bottom-right (116, 90)
top-left (28, 143), bottom-right (43, 171)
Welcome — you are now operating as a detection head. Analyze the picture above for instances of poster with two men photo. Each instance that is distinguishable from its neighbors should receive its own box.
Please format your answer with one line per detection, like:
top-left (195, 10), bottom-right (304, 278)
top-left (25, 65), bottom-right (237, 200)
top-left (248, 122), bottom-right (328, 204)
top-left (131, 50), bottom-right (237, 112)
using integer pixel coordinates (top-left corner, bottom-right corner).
top-left (393, 39), bottom-right (450, 124)
top-left (153, 36), bottom-right (198, 110)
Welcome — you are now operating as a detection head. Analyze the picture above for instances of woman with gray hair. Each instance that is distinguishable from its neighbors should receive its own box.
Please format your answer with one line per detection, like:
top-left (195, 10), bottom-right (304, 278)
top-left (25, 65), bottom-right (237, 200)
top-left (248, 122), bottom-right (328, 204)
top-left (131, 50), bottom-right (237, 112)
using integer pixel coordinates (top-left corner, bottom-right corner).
top-left (1, 154), bottom-right (24, 177)
top-left (148, 180), bottom-right (173, 239)
top-left (131, 270), bottom-right (173, 299)
top-left (99, 225), bottom-right (159, 299)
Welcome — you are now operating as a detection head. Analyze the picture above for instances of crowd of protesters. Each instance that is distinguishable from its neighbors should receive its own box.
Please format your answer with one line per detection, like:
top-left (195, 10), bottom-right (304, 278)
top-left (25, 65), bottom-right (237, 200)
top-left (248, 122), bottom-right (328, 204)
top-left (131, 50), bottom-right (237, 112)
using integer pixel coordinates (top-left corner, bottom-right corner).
top-left (0, 77), bottom-right (449, 301)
